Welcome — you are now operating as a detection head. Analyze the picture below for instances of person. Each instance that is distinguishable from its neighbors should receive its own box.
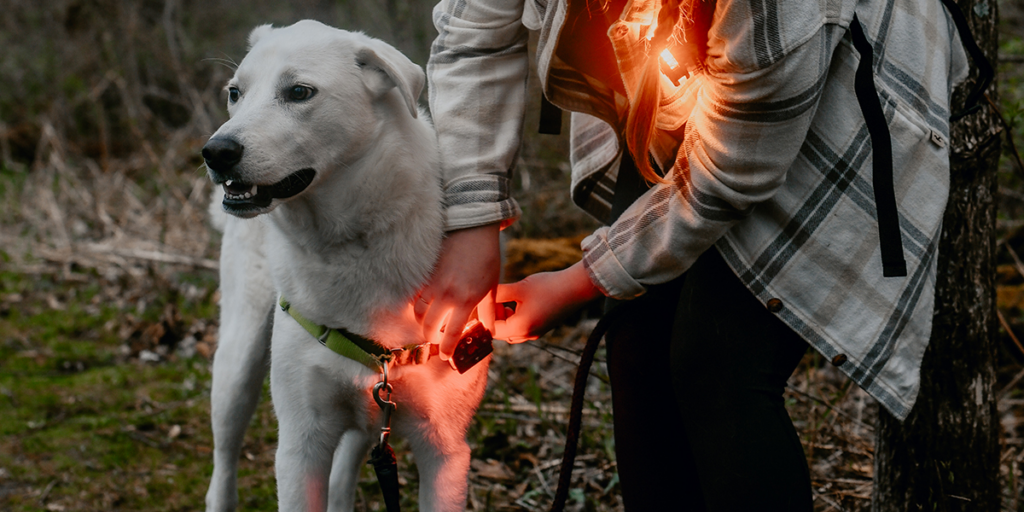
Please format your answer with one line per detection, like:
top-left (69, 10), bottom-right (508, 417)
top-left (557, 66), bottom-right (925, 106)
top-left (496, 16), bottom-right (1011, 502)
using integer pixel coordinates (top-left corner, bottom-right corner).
top-left (416, 0), bottom-right (969, 508)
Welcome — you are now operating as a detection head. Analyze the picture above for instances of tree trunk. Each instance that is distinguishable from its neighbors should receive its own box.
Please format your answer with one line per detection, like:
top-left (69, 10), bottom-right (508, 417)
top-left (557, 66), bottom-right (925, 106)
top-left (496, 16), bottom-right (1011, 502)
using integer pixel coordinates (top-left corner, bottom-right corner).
top-left (872, 0), bottom-right (1002, 510)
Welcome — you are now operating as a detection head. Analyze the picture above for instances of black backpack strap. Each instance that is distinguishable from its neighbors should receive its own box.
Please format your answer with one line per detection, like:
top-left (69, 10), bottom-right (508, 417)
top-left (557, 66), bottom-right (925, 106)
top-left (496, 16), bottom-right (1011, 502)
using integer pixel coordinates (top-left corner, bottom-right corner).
top-left (607, 150), bottom-right (647, 223)
top-left (850, 14), bottom-right (907, 278)
top-left (938, 0), bottom-right (994, 121)
top-left (539, 94), bottom-right (563, 135)
top-left (848, 1), bottom-right (993, 278)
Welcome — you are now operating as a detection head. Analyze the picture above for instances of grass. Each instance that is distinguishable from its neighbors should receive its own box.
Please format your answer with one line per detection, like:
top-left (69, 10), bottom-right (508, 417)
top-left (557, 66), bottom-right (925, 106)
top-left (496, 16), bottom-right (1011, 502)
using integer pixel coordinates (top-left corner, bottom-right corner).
top-left (0, 271), bottom-right (239, 511)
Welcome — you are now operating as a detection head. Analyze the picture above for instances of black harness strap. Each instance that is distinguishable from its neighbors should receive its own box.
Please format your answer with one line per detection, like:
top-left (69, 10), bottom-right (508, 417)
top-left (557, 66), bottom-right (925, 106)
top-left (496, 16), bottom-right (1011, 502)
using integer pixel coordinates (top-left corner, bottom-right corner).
top-left (539, 95), bottom-right (563, 135)
top-left (938, 0), bottom-right (993, 121)
top-left (849, 1), bottom-right (992, 277)
top-left (850, 15), bottom-right (907, 278)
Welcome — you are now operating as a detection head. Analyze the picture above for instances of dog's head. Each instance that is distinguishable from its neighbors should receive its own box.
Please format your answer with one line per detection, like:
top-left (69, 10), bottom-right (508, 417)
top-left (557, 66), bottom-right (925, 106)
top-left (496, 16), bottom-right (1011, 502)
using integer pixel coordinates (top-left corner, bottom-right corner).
top-left (202, 21), bottom-right (425, 218)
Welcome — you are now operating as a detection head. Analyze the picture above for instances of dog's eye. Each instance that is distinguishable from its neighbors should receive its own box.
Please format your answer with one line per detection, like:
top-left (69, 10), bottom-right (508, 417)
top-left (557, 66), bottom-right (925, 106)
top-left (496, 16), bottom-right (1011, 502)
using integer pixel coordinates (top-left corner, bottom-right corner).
top-left (228, 87), bottom-right (240, 103)
top-left (286, 85), bottom-right (315, 102)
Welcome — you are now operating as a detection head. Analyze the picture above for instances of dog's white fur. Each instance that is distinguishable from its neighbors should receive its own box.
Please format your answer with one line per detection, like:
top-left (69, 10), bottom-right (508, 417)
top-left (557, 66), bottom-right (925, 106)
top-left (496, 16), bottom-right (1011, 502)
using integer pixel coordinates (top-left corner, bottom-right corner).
top-left (204, 21), bottom-right (488, 512)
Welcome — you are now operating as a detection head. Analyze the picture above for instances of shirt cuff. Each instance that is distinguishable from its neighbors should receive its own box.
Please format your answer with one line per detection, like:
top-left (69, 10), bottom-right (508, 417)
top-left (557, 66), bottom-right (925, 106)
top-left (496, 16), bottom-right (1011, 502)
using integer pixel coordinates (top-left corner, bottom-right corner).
top-left (581, 227), bottom-right (647, 300)
top-left (443, 174), bottom-right (521, 231)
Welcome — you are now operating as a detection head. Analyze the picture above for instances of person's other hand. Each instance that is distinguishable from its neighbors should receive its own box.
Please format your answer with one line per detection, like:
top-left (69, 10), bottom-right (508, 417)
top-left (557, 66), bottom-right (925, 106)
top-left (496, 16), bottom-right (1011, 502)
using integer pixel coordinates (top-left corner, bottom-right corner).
top-left (415, 223), bottom-right (501, 360)
top-left (493, 261), bottom-right (603, 343)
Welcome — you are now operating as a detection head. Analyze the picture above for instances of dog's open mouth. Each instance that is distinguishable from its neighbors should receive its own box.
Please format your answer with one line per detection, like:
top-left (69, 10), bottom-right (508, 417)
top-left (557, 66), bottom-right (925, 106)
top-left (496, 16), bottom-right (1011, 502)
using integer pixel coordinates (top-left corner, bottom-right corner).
top-left (222, 168), bottom-right (316, 213)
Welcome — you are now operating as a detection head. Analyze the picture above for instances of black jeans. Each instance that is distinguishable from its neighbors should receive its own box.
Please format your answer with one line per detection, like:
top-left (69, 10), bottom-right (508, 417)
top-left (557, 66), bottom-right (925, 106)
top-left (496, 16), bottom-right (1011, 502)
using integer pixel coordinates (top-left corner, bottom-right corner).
top-left (604, 247), bottom-right (812, 511)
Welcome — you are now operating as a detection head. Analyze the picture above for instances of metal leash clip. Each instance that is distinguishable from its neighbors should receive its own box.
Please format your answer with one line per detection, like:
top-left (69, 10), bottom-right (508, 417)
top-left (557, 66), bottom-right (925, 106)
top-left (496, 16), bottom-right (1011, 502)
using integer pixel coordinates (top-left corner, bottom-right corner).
top-left (369, 358), bottom-right (401, 511)
top-left (373, 359), bottom-right (397, 448)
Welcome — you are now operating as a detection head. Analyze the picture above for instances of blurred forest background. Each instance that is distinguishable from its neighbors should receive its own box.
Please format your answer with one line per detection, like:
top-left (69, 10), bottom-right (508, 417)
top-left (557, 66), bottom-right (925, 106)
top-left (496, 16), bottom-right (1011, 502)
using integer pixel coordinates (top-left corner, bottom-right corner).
top-left (1, 0), bottom-right (1024, 510)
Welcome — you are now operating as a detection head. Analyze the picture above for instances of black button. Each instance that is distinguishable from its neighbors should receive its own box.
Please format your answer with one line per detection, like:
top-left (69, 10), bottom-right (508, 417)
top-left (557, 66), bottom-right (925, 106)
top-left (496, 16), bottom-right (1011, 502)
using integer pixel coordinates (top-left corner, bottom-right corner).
top-left (766, 298), bottom-right (783, 313)
top-left (831, 354), bottom-right (848, 366)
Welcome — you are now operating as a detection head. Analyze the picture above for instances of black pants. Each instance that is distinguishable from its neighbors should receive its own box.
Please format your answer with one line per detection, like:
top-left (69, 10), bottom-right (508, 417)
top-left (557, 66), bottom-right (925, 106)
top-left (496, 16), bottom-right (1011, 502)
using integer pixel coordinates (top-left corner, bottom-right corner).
top-left (604, 247), bottom-right (812, 511)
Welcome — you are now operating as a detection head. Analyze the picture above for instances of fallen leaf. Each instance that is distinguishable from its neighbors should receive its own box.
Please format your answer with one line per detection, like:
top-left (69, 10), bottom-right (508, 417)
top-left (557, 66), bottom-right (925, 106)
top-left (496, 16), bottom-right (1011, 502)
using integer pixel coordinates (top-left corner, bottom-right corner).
top-left (471, 459), bottom-right (515, 481)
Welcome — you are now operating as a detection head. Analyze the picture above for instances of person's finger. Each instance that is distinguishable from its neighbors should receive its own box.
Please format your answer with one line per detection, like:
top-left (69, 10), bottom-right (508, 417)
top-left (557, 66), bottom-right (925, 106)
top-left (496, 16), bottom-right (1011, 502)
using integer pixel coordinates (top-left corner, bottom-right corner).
top-left (413, 294), bottom-right (431, 321)
top-left (493, 318), bottom-right (518, 341)
top-left (422, 303), bottom-right (450, 346)
top-left (477, 290), bottom-right (496, 333)
top-left (494, 318), bottom-right (535, 344)
top-left (439, 307), bottom-right (472, 360)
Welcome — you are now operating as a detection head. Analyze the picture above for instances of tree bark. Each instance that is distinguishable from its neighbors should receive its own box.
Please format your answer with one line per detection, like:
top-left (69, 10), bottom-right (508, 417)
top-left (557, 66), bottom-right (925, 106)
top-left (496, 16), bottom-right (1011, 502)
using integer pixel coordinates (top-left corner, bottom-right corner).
top-left (872, 0), bottom-right (1002, 510)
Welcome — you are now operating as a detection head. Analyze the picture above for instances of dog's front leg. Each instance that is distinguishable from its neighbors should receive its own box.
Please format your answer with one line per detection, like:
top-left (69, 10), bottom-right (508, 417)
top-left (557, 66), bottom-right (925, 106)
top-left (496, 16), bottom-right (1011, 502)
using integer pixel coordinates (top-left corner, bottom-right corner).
top-left (327, 429), bottom-right (373, 512)
top-left (410, 430), bottom-right (473, 512)
top-left (271, 319), bottom-right (359, 512)
top-left (206, 217), bottom-right (275, 512)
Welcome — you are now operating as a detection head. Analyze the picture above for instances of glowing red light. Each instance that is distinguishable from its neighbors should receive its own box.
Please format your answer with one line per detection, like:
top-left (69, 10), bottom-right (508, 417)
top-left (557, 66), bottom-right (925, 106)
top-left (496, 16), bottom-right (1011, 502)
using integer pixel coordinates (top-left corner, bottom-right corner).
top-left (660, 48), bottom-right (679, 69)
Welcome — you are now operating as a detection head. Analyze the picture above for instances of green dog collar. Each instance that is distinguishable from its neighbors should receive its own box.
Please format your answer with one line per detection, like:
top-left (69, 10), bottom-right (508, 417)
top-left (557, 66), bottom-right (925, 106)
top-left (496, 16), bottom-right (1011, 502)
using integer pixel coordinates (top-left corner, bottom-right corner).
top-left (279, 297), bottom-right (392, 371)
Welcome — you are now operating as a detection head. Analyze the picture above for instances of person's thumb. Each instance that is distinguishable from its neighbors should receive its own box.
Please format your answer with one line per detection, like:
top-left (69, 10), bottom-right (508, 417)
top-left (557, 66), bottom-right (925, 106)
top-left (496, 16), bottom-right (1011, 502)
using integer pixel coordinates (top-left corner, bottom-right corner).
top-left (493, 282), bottom-right (521, 304)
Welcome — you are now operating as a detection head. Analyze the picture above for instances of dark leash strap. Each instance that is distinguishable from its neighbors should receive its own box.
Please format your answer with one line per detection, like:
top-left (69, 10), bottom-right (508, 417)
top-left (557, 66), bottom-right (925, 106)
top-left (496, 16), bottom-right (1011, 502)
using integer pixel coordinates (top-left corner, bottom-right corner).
top-left (368, 363), bottom-right (402, 512)
top-left (549, 151), bottom-right (648, 512)
top-left (370, 443), bottom-right (401, 512)
top-left (549, 302), bottom-right (634, 512)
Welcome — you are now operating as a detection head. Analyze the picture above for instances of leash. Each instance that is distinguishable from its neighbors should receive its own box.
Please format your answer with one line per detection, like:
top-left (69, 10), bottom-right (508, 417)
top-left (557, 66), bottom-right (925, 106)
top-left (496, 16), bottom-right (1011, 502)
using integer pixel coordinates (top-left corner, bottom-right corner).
top-left (369, 361), bottom-right (402, 512)
top-left (549, 302), bottom-right (633, 512)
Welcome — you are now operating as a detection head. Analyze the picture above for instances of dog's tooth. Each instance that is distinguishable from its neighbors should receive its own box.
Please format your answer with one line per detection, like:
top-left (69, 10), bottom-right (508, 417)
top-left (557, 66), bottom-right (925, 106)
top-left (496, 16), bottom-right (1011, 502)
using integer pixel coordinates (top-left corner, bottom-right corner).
top-left (226, 180), bottom-right (233, 187)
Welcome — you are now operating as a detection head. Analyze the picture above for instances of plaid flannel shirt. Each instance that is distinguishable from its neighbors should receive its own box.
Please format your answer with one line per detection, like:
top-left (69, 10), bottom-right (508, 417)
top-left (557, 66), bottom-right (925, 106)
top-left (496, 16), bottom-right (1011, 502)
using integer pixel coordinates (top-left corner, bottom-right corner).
top-left (428, 0), bottom-right (968, 420)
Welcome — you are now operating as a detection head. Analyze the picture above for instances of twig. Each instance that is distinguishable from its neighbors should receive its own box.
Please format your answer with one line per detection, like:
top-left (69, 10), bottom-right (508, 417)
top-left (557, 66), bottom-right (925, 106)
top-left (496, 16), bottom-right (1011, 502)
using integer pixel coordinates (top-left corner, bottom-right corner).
top-left (38, 479), bottom-right (58, 504)
top-left (997, 309), bottom-right (1024, 359)
top-left (83, 243), bottom-right (218, 269)
top-left (999, 365), bottom-right (1024, 400)
top-left (524, 340), bottom-right (582, 364)
top-left (785, 385), bottom-right (874, 433)
top-left (1005, 244), bottom-right (1024, 283)
top-left (523, 339), bottom-right (610, 384)
top-left (811, 487), bottom-right (847, 512)
top-left (481, 402), bottom-right (594, 416)
top-left (533, 464), bottom-right (553, 497)
top-left (986, 94), bottom-right (1024, 181)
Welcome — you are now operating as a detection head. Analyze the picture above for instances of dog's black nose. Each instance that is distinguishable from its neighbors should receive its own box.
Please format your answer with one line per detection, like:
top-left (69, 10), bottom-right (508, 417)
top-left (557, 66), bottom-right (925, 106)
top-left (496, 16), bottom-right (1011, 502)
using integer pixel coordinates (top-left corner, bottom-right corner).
top-left (202, 137), bottom-right (244, 173)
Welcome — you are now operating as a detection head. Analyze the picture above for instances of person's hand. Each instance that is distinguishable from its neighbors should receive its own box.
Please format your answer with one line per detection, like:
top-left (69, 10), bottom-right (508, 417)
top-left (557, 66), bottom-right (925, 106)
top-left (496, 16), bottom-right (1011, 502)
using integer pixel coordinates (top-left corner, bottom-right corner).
top-left (493, 261), bottom-right (604, 343)
top-left (415, 223), bottom-right (502, 360)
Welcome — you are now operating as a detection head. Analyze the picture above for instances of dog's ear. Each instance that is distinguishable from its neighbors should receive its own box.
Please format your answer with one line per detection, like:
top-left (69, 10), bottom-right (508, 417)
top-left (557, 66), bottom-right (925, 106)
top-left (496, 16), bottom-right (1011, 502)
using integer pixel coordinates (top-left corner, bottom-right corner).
top-left (355, 41), bottom-right (425, 119)
top-left (248, 24), bottom-right (274, 50)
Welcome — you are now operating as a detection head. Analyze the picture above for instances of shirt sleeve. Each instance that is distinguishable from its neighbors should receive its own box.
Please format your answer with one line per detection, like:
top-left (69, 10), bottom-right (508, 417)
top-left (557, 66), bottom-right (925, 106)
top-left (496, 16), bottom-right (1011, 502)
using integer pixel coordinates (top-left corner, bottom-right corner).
top-left (427, 0), bottom-right (529, 231)
top-left (582, 2), bottom-right (840, 299)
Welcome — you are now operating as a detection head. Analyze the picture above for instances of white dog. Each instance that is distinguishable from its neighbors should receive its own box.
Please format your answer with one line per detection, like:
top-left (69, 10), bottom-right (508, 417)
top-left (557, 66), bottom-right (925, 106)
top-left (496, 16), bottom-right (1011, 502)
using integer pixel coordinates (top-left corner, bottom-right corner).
top-left (202, 21), bottom-right (489, 512)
